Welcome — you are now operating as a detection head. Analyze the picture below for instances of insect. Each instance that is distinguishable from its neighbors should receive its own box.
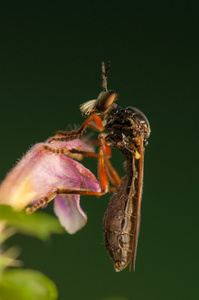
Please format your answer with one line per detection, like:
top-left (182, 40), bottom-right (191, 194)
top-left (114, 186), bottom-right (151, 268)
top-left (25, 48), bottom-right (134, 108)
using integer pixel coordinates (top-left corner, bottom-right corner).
top-left (33, 62), bottom-right (150, 271)
top-left (80, 62), bottom-right (151, 271)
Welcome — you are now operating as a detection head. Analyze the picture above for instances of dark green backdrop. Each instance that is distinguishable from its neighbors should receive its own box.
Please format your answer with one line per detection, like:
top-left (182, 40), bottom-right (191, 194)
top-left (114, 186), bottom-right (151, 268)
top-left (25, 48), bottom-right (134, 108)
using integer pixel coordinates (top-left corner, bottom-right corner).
top-left (0, 1), bottom-right (199, 299)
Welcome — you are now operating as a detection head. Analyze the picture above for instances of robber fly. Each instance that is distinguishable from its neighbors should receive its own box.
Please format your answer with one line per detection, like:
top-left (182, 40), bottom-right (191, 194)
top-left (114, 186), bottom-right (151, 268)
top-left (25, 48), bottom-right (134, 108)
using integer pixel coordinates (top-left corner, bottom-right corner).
top-left (79, 62), bottom-right (150, 271)
top-left (39, 62), bottom-right (150, 272)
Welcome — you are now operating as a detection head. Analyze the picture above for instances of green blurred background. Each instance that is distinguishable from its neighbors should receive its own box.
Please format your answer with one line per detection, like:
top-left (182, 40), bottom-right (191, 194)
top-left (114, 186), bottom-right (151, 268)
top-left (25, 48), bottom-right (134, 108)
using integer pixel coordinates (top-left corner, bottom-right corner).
top-left (0, 1), bottom-right (199, 299)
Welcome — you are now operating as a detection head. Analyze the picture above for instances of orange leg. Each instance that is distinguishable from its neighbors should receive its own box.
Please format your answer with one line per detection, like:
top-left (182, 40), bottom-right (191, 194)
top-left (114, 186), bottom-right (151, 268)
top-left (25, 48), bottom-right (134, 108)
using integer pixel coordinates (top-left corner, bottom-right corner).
top-left (44, 140), bottom-right (120, 190)
top-left (44, 142), bottom-right (110, 194)
top-left (49, 114), bottom-right (103, 142)
top-left (26, 143), bottom-right (110, 214)
top-left (98, 138), bottom-right (121, 191)
top-left (44, 140), bottom-right (120, 191)
top-left (26, 188), bottom-right (106, 214)
top-left (26, 136), bottom-right (121, 214)
top-left (98, 146), bottom-right (109, 193)
top-left (25, 144), bottom-right (110, 214)
top-left (43, 145), bottom-right (102, 160)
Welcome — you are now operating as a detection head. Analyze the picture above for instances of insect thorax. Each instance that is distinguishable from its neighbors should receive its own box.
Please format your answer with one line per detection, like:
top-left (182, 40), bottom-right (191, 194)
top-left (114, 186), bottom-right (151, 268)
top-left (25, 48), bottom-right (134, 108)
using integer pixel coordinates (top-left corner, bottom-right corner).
top-left (101, 106), bottom-right (150, 153)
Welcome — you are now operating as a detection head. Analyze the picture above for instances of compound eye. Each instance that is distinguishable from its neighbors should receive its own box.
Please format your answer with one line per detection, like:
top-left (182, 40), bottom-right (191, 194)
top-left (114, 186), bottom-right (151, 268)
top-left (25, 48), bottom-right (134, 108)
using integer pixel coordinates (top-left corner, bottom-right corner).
top-left (97, 90), bottom-right (116, 112)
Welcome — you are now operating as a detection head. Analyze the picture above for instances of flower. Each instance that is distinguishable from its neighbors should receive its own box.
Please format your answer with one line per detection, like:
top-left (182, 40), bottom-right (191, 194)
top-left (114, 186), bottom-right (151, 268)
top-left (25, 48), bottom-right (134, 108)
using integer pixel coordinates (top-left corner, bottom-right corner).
top-left (0, 139), bottom-right (101, 234)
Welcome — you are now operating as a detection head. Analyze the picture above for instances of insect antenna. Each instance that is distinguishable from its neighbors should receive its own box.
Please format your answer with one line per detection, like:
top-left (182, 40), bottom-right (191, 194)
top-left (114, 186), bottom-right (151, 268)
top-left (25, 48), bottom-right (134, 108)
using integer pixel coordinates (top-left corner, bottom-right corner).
top-left (102, 61), bottom-right (111, 91)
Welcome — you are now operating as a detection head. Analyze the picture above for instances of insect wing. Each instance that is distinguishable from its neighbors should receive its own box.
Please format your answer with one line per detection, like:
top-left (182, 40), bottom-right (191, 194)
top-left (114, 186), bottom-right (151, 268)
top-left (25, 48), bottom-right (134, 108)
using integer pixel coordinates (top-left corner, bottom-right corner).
top-left (128, 135), bottom-right (145, 271)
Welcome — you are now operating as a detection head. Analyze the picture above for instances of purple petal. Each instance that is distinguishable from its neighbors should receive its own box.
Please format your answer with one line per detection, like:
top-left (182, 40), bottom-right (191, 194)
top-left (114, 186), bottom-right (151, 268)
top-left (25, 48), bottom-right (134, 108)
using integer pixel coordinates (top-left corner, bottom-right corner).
top-left (54, 195), bottom-right (87, 234)
top-left (0, 138), bottom-right (101, 233)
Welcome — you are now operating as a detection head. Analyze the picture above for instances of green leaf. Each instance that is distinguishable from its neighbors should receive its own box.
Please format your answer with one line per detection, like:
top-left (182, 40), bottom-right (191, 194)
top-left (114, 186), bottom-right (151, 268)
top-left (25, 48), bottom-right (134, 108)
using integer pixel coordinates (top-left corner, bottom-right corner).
top-left (0, 246), bottom-right (21, 274)
top-left (0, 205), bottom-right (64, 240)
top-left (0, 269), bottom-right (58, 300)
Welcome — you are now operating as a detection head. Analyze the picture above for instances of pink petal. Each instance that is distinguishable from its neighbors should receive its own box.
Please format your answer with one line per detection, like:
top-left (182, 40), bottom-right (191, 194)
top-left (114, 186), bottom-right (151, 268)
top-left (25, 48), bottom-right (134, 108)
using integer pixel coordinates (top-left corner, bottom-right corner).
top-left (0, 139), bottom-right (99, 210)
top-left (54, 195), bottom-right (87, 234)
top-left (0, 138), bottom-right (101, 233)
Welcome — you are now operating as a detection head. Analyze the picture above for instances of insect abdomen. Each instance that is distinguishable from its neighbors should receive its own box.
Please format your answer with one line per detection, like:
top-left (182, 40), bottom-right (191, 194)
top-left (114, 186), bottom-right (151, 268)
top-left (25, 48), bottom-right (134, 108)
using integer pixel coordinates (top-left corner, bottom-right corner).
top-left (103, 225), bottom-right (134, 272)
top-left (103, 174), bottom-right (137, 272)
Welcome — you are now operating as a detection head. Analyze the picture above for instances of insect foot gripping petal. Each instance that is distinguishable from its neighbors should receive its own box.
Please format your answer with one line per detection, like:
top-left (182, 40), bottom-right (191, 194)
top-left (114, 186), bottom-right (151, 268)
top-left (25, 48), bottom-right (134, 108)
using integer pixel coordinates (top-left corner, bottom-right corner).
top-left (0, 138), bottom-right (101, 234)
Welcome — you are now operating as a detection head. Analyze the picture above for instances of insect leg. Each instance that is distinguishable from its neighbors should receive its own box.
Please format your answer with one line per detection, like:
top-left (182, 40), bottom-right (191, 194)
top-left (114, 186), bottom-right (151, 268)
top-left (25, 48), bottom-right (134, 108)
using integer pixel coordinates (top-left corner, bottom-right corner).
top-left (44, 144), bottom-right (120, 192)
top-left (49, 114), bottom-right (103, 142)
top-left (25, 145), bottom-right (111, 214)
top-left (29, 138), bottom-right (118, 215)
top-left (26, 189), bottom-right (58, 214)
top-left (99, 137), bottom-right (121, 189)
top-left (43, 145), bottom-right (101, 161)
top-left (98, 145), bottom-right (109, 193)
top-left (26, 188), bottom-right (106, 214)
